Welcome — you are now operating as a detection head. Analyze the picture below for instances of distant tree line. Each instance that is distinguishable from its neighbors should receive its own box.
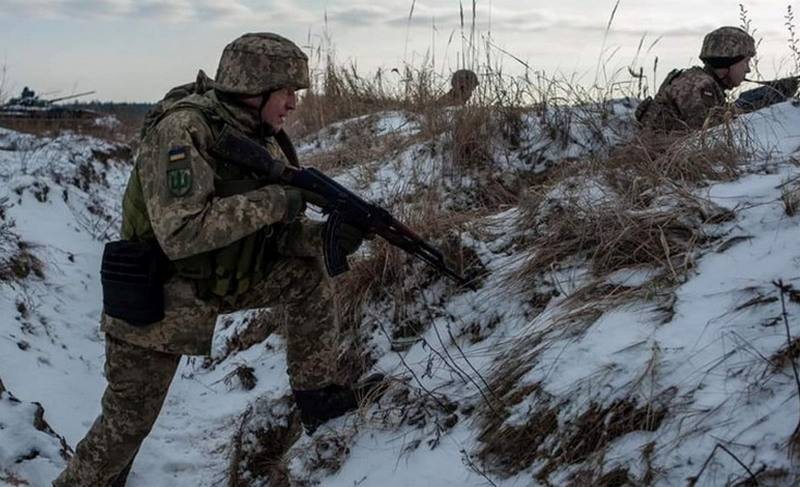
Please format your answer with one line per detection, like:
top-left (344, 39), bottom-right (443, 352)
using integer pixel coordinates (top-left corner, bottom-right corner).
top-left (64, 101), bottom-right (154, 129)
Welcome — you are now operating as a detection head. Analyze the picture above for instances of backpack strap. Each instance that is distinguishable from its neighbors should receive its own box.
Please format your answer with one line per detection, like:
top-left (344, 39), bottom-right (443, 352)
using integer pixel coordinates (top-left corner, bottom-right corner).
top-left (635, 68), bottom-right (685, 122)
top-left (139, 70), bottom-right (217, 139)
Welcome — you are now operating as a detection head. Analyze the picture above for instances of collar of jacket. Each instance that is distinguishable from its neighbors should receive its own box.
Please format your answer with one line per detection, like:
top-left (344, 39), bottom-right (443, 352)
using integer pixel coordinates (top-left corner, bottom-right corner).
top-left (210, 90), bottom-right (268, 138)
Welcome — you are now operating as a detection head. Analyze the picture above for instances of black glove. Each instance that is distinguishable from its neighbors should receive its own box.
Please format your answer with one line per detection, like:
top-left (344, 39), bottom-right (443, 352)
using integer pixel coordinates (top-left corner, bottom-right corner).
top-left (282, 188), bottom-right (307, 223)
top-left (300, 189), bottom-right (329, 209)
top-left (339, 223), bottom-right (366, 256)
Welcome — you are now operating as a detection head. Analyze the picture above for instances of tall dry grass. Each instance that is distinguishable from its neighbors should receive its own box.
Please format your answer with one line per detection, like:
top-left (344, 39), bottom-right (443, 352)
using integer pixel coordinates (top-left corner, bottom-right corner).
top-left (509, 127), bottom-right (743, 289)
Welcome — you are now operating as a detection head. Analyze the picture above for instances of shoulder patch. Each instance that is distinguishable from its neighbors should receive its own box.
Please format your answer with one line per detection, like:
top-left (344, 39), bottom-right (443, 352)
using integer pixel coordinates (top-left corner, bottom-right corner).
top-left (166, 146), bottom-right (192, 197)
top-left (167, 167), bottom-right (192, 197)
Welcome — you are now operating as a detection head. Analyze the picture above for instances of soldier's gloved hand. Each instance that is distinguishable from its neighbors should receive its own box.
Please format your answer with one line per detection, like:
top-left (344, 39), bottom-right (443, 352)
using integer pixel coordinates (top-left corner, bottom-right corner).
top-left (300, 189), bottom-right (329, 209)
top-left (773, 77), bottom-right (800, 98)
top-left (283, 188), bottom-right (307, 223)
top-left (339, 223), bottom-right (367, 256)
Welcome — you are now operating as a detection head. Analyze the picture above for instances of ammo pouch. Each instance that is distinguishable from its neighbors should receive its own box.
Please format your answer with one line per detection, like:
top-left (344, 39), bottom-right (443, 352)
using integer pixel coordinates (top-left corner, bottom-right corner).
top-left (101, 240), bottom-right (169, 326)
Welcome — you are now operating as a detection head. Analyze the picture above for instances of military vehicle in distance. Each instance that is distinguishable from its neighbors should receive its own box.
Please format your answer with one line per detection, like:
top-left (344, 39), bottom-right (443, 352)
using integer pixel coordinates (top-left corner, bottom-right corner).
top-left (0, 87), bottom-right (100, 131)
top-left (1, 87), bottom-right (97, 119)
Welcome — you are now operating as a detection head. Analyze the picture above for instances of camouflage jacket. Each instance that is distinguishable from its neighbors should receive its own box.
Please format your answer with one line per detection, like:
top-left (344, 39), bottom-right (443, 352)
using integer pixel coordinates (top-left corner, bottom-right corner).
top-left (637, 66), bottom-right (730, 132)
top-left (102, 86), bottom-right (322, 355)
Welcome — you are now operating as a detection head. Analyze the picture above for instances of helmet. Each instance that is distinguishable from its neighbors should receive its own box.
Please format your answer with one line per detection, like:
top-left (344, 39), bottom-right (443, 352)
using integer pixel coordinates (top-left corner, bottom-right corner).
top-left (700, 27), bottom-right (756, 67)
top-left (215, 33), bottom-right (309, 96)
top-left (451, 69), bottom-right (479, 89)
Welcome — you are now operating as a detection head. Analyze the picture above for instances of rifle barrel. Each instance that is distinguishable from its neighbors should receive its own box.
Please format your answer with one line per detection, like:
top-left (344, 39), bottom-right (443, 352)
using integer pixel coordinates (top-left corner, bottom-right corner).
top-left (744, 76), bottom-right (799, 86)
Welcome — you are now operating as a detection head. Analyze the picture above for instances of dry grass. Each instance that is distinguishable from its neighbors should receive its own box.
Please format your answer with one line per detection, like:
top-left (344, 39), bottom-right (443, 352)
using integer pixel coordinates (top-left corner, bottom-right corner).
top-left (781, 177), bottom-right (800, 216)
top-left (289, 62), bottom-right (403, 138)
top-left (509, 128), bottom-right (744, 296)
top-left (568, 467), bottom-right (633, 487)
top-left (512, 191), bottom-right (731, 302)
top-left (369, 380), bottom-right (461, 445)
top-left (476, 380), bottom-right (559, 476)
top-left (440, 106), bottom-right (531, 212)
top-left (336, 239), bottom-right (407, 322)
top-left (541, 398), bottom-right (667, 475)
top-left (300, 113), bottom-right (418, 175)
top-left (474, 273), bottom-right (680, 479)
top-left (0, 471), bottom-right (30, 486)
top-left (515, 196), bottom-right (706, 285)
top-left (331, 186), bottom-right (486, 364)
top-left (477, 379), bottom-right (669, 481)
top-left (0, 240), bottom-right (45, 282)
top-left (609, 128), bottom-right (744, 186)
top-left (771, 337), bottom-right (800, 372)
top-left (449, 106), bottom-right (493, 172)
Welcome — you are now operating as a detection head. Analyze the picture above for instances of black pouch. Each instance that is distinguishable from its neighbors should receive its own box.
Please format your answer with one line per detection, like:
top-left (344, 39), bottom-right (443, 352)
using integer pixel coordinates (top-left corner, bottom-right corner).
top-left (101, 240), bottom-right (168, 326)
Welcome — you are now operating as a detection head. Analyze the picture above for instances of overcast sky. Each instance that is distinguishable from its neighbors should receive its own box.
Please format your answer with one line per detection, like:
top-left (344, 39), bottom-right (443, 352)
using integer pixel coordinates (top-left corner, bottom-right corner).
top-left (0, 0), bottom-right (798, 102)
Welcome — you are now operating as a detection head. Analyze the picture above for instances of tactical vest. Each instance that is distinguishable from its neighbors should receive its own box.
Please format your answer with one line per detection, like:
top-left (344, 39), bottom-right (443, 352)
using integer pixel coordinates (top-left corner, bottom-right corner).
top-left (635, 68), bottom-right (684, 122)
top-left (121, 73), bottom-right (294, 302)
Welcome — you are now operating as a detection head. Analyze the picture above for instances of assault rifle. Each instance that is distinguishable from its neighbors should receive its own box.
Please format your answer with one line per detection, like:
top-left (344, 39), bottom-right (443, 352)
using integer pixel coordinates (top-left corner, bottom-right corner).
top-left (736, 76), bottom-right (800, 111)
top-left (211, 126), bottom-right (469, 287)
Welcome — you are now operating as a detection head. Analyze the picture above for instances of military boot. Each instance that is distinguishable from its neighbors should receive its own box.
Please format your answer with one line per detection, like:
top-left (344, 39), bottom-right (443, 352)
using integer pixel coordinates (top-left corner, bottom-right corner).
top-left (292, 373), bottom-right (386, 435)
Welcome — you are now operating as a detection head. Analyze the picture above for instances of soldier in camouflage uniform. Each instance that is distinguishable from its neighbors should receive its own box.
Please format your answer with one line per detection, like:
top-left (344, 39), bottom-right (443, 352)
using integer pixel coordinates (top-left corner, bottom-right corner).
top-left (54, 33), bottom-right (376, 487)
top-left (438, 69), bottom-right (479, 106)
top-left (636, 26), bottom-right (798, 132)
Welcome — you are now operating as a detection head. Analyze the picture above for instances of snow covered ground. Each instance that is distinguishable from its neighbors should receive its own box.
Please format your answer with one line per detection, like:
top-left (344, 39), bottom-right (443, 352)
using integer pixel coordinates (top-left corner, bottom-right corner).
top-left (2, 100), bottom-right (800, 486)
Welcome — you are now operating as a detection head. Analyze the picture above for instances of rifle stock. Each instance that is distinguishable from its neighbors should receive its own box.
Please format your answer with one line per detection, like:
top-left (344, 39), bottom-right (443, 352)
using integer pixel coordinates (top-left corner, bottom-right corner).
top-left (737, 76), bottom-right (800, 111)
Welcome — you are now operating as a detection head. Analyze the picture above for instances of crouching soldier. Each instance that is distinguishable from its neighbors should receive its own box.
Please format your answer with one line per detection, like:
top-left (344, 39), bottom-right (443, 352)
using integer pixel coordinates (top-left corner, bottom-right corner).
top-left (636, 26), bottom-right (798, 133)
top-left (438, 69), bottom-right (479, 106)
top-left (54, 32), bottom-right (381, 486)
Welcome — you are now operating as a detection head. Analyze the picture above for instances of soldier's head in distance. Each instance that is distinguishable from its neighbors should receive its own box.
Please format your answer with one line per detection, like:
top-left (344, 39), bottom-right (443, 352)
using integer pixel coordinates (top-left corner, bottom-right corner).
top-left (451, 69), bottom-right (479, 103)
top-left (214, 33), bottom-right (309, 131)
top-left (700, 26), bottom-right (756, 89)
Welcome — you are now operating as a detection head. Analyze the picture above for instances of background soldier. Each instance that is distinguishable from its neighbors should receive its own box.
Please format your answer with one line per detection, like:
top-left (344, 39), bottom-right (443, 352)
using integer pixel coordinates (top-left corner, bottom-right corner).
top-left (438, 69), bottom-right (479, 106)
top-left (636, 26), bottom-right (798, 132)
top-left (55, 32), bottom-right (378, 486)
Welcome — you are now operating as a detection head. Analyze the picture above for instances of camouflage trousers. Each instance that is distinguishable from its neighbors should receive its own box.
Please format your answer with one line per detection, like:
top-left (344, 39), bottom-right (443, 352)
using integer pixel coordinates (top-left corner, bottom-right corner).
top-left (54, 256), bottom-right (343, 486)
top-left (234, 255), bottom-right (344, 390)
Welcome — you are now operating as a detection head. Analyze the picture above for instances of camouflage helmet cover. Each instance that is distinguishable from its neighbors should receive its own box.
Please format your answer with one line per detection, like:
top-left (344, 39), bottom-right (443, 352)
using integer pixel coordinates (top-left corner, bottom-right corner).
top-left (215, 33), bottom-right (310, 96)
top-left (451, 69), bottom-right (479, 88)
top-left (700, 27), bottom-right (756, 62)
